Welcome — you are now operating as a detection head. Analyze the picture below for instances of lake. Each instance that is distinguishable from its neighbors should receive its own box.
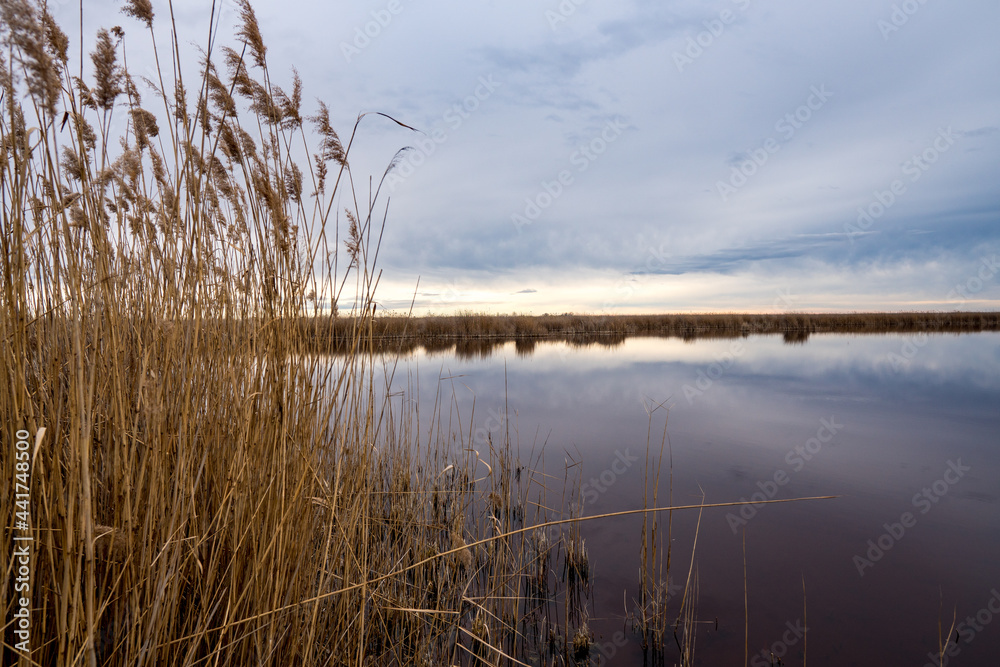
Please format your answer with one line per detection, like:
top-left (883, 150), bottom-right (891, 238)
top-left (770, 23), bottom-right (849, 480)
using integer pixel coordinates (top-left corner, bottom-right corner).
top-left (377, 332), bottom-right (1000, 665)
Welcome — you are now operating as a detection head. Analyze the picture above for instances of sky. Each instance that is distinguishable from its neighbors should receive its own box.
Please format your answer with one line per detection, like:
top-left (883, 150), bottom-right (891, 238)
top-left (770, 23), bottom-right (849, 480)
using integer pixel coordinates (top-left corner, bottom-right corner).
top-left (52, 0), bottom-right (1000, 314)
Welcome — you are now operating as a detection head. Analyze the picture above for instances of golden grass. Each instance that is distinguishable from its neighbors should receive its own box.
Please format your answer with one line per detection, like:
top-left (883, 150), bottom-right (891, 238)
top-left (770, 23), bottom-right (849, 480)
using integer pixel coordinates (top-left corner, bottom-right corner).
top-left (0, 2), bottom-right (614, 664)
top-left (1, 3), bottom-right (851, 664)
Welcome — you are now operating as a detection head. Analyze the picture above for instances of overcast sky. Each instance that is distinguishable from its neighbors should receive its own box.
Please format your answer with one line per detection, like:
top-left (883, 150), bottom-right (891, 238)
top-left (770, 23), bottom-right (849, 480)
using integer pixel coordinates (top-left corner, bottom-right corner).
top-left (56, 0), bottom-right (1000, 313)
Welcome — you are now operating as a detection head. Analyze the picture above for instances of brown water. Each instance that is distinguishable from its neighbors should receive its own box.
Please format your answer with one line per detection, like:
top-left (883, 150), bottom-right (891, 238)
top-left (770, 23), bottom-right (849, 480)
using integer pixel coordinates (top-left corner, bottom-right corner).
top-left (380, 332), bottom-right (1000, 665)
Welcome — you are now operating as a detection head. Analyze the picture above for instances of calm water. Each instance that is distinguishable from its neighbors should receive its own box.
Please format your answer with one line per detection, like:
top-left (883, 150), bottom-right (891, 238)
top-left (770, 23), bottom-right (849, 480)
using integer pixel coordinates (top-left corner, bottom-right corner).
top-left (380, 333), bottom-right (1000, 665)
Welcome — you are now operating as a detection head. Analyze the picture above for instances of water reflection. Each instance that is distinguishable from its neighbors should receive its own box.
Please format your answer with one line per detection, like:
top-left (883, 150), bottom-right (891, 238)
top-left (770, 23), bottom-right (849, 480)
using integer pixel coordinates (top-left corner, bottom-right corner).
top-left (341, 331), bottom-right (815, 361)
top-left (417, 334), bottom-right (630, 360)
top-left (782, 329), bottom-right (810, 344)
top-left (379, 333), bottom-right (1000, 664)
top-left (514, 338), bottom-right (536, 357)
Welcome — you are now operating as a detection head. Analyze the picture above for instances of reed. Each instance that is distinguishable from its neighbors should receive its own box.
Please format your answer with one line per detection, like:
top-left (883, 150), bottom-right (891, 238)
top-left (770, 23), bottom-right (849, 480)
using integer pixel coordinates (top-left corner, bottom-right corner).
top-left (0, 2), bottom-right (604, 664)
top-left (1, 3), bottom-right (853, 665)
top-left (307, 311), bottom-right (1000, 358)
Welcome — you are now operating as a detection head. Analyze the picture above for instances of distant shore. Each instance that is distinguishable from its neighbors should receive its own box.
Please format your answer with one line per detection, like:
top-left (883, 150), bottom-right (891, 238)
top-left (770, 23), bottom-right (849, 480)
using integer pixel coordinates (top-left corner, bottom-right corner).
top-left (306, 311), bottom-right (1000, 353)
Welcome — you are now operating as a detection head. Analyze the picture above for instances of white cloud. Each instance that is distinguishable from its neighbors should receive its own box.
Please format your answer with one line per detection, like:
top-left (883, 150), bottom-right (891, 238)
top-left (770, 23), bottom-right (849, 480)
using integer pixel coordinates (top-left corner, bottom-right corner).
top-left (49, 0), bottom-right (1000, 312)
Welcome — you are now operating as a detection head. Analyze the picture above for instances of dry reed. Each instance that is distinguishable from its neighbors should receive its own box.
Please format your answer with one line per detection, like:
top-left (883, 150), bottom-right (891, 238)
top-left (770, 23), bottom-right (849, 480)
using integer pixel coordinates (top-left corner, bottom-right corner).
top-left (308, 311), bottom-right (1000, 359)
top-left (0, 2), bottom-right (603, 664)
top-left (1, 3), bottom-right (847, 665)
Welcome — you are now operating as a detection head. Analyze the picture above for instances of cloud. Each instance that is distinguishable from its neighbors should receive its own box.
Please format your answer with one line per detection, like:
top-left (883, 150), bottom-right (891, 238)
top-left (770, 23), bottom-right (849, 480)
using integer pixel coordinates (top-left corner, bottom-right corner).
top-left (962, 126), bottom-right (1000, 138)
top-left (44, 0), bottom-right (1000, 313)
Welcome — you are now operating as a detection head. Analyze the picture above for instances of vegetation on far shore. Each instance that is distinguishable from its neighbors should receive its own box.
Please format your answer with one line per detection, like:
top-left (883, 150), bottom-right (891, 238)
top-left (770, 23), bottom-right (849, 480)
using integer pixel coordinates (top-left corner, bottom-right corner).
top-left (310, 311), bottom-right (1000, 355)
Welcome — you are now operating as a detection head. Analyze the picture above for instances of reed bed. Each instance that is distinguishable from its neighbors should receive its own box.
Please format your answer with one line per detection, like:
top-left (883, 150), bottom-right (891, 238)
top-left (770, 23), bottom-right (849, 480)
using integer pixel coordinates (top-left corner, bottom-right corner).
top-left (0, 2), bottom-right (852, 665)
top-left (309, 311), bottom-right (1000, 357)
top-left (0, 2), bottom-right (622, 664)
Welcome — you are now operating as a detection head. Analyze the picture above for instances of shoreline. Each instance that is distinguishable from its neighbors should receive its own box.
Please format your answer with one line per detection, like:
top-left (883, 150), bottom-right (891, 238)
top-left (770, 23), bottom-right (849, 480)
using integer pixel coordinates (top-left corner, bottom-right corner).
top-left (307, 311), bottom-right (1000, 345)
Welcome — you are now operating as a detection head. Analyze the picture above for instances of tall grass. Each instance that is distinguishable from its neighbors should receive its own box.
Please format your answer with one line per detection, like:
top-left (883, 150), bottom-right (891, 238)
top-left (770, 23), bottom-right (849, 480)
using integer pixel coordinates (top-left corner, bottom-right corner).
top-left (0, 3), bottom-right (850, 665)
top-left (0, 2), bottom-right (611, 664)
